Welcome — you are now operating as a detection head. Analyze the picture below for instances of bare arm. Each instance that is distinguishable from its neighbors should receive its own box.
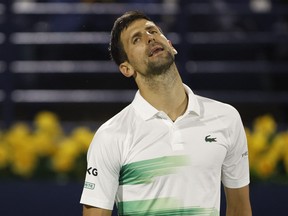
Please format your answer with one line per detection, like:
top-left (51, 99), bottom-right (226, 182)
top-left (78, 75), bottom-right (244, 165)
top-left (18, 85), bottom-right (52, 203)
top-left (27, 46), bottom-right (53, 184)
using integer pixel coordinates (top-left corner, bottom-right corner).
top-left (83, 205), bottom-right (112, 216)
top-left (224, 185), bottom-right (252, 216)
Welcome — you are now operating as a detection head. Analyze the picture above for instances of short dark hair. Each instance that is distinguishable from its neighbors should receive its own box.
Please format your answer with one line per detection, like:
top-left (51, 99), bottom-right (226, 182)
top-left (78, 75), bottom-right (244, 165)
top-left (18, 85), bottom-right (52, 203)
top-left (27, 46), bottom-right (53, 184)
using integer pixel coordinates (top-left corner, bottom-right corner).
top-left (109, 11), bottom-right (152, 66)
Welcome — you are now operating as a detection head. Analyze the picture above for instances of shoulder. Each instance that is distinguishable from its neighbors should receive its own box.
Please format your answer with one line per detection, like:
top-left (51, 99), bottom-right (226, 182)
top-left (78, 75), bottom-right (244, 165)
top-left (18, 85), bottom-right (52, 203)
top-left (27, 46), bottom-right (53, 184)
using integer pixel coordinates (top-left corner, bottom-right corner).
top-left (87, 104), bottom-right (137, 160)
top-left (194, 94), bottom-right (243, 129)
top-left (195, 94), bottom-right (240, 118)
top-left (92, 104), bottom-right (137, 143)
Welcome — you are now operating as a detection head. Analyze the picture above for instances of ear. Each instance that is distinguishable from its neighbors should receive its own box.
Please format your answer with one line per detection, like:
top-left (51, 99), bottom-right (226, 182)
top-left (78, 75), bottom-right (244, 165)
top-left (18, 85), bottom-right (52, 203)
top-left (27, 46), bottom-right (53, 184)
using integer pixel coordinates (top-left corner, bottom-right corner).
top-left (119, 61), bottom-right (134, 77)
top-left (168, 40), bottom-right (178, 55)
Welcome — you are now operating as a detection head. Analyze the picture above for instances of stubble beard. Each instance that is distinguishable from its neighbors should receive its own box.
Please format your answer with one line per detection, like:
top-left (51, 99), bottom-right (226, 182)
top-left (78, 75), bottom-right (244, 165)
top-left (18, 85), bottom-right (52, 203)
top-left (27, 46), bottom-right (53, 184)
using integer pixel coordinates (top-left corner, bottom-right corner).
top-left (140, 51), bottom-right (177, 92)
top-left (145, 51), bottom-right (175, 78)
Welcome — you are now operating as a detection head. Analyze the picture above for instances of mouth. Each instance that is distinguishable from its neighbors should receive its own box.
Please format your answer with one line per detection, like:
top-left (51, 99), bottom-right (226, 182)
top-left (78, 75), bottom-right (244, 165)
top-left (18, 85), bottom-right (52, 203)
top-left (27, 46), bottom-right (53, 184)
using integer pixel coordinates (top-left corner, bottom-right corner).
top-left (148, 45), bottom-right (164, 57)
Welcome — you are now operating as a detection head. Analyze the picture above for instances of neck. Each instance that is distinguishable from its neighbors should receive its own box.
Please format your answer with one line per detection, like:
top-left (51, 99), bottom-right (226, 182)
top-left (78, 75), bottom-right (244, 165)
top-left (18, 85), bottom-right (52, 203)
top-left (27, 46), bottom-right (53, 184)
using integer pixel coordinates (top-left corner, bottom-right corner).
top-left (136, 64), bottom-right (188, 121)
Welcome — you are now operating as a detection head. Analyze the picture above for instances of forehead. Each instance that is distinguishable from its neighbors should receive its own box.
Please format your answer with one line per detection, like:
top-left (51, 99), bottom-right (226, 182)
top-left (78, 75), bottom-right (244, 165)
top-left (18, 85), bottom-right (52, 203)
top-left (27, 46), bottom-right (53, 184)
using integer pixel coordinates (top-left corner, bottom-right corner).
top-left (120, 19), bottom-right (157, 40)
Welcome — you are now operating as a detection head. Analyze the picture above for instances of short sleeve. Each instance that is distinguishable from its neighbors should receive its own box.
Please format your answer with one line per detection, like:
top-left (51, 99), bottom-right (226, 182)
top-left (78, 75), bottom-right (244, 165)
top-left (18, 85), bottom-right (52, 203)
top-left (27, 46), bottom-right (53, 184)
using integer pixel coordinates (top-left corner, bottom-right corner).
top-left (221, 109), bottom-right (250, 188)
top-left (80, 127), bottom-right (121, 210)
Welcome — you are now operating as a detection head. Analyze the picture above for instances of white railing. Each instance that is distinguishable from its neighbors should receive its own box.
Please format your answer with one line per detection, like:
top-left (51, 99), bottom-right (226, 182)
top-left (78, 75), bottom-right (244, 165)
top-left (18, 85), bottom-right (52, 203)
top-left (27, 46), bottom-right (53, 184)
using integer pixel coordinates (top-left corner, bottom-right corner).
top-left (10, 32), bottom-right (110, 44)
top-left (186, 61), bottom-right (288, 73)
top-left (11, 61), bottom-right (118, 73)
top-left (11, 89), bottom-right (136, 103)
top-left (12, 2), bottom-right (178, 15)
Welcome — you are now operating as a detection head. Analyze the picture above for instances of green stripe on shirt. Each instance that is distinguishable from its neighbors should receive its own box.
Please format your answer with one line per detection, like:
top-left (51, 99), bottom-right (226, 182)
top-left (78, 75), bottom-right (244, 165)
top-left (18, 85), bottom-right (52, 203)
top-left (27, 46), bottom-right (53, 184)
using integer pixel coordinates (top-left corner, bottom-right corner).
top-left (119, 155), bottom-right (189, 185)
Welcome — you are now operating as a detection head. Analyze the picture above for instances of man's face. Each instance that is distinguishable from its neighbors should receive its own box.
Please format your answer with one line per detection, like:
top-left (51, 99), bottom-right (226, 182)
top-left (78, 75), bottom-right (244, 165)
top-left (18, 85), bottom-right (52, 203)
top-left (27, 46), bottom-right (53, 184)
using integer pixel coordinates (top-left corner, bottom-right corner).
top-left (120, 19), bottom-right (176, 77)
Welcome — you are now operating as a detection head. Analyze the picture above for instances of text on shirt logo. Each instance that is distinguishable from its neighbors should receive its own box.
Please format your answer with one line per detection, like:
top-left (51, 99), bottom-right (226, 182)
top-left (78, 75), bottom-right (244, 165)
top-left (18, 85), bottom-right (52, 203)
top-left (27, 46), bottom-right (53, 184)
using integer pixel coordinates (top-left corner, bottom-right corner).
top-left (84, 181), bottom-right (95, 190)
top-left (87, 167), bottom-right (98, 176)
top-left (242, 151), bottom-right (248, 157)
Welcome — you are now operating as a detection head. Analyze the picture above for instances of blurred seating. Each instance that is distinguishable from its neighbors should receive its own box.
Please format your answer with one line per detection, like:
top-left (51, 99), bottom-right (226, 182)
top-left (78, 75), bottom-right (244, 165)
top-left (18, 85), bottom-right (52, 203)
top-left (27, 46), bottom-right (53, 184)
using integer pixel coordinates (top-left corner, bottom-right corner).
top-left (0, 0), bottom-right (288, 126)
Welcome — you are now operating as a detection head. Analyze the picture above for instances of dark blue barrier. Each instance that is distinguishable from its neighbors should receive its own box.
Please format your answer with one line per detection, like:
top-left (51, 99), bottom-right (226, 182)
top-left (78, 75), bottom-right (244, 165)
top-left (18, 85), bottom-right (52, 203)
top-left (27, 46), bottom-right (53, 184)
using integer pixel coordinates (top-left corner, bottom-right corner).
top-left (0, 180), bottom-right (118, 216)
top-left (0, 181), bottom-right (287, 216)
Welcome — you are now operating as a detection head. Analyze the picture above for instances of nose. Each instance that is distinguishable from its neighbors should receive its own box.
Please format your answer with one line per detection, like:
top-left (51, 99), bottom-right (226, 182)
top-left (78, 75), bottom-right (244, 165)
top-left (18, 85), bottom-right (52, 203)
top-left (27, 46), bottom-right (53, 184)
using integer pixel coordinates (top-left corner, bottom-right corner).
top-left (146, 32), bottom-right (155, 44)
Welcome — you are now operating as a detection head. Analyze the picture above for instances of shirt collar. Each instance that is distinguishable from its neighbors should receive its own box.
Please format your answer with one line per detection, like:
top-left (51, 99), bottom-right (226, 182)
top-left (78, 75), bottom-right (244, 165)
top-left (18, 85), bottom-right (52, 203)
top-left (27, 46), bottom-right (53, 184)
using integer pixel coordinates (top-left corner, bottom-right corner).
top-left (132, 91), bottom-right (159, 121)
top-left (132, 84), bottom-right (200, 121)
top-left (183, 84), bottom-right (200, 116)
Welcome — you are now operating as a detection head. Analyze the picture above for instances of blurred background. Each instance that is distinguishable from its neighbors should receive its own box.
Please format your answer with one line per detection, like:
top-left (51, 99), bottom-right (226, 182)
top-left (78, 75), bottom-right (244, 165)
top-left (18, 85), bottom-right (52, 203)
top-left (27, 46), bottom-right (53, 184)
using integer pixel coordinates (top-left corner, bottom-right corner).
top-left (0, 0), bottom-right (288, 215)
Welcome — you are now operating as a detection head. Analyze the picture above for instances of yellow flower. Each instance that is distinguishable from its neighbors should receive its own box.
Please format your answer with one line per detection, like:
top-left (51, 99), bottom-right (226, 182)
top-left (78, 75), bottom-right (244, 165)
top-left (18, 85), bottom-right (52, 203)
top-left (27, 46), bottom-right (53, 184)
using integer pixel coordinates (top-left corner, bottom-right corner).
top-left (52, 138), bottom-right (81, 173)
top-left (34, 111), bottom-right (62, 137)
top-left (271, 133), bottom-right (286, 158)
top-left (71, 127), bottom-right (94, 152)
top-left (5, 123), bottom-right (31, 146)
top-left (255, 154), bottom-right (277, 178)
top-left (3, 123), bottom-right (40, 177)
top-left (33, 132), bottom-right (57, 157)
top-left (11, 148), bottom-right (37, 177)
top-left (249, 131), bottom-right (268, 154)
top-left (253, 114), bottom-right (276, 136)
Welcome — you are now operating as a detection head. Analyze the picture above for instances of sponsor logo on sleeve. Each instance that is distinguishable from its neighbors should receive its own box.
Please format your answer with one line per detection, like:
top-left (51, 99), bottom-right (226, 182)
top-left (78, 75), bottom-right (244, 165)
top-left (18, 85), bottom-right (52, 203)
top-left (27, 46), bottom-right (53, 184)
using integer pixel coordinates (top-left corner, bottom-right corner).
top-left (242, 151), bottom-right (248, 157)
top-left (84, 181), bottom-right (95, 190)
top-left (87, 167), bottom-right (98, 176)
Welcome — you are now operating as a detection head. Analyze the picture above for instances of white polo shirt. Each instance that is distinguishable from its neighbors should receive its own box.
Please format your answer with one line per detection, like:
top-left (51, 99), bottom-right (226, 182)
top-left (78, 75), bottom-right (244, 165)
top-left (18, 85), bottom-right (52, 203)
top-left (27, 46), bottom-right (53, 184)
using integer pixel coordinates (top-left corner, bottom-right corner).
top-left (80, 85), bottom-right (250, 216)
